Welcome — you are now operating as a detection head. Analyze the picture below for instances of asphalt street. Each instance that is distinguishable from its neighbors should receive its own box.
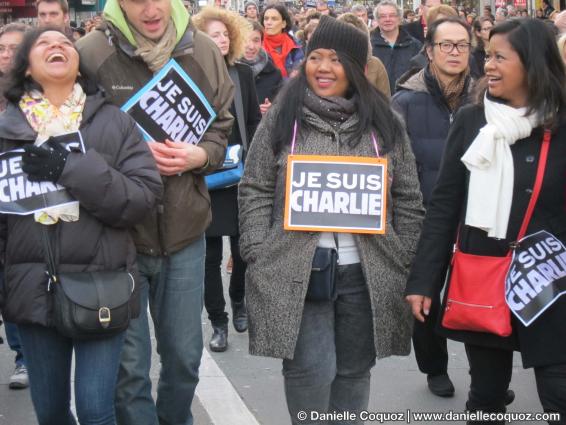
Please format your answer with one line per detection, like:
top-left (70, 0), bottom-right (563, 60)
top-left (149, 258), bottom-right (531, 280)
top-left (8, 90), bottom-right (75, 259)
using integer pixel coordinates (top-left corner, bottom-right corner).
top-left (0, 240), bottom-right (549, 424)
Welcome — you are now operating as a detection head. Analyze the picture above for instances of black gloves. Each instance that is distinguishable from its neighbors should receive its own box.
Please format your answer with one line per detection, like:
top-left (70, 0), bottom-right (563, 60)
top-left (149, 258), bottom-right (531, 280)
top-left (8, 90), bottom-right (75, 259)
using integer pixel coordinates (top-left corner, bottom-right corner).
top-left (22, 139), bottom-right (70, 183)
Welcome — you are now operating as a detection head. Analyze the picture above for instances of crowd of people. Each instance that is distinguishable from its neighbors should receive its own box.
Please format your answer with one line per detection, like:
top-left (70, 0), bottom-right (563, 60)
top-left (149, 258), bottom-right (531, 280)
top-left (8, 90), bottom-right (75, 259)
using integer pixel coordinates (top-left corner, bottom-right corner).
top-left (1, 0), bottom-right (566, 424)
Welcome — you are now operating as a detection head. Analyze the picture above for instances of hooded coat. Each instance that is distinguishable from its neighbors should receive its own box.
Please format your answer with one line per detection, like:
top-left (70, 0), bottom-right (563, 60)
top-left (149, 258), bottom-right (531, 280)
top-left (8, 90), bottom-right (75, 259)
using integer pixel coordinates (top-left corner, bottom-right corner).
top-left (238, 104), bottom-right (425, 359)
top-left (0, 92), bottom-right (163, 327)
top-left (76, 0), bottom-right (234, 256)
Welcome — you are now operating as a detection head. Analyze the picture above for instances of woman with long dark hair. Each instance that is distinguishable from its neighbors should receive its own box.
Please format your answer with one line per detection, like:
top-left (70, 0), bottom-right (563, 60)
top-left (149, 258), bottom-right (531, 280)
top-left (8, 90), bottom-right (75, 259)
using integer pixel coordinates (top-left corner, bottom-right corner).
top-left (406, 18), bottom-right (566, 422)
top-left (239, 16), bottom-right (424, 424)
top-left (0, 28), bottom-right (162, 424)
top-left (260, 3), bottom-right (304, 78)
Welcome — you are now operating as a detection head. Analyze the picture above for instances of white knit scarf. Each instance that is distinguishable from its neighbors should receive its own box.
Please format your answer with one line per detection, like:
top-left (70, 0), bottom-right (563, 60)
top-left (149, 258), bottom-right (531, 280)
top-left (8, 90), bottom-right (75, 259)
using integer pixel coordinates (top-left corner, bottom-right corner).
top-left (461, 95), bottom-right (539, 239)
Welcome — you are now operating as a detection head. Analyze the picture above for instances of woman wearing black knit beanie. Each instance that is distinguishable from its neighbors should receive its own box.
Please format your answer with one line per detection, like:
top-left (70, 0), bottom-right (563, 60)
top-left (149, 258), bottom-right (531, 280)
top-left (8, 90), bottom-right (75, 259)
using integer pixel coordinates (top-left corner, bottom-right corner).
top-left (239, 15), bottom-right (424, 424)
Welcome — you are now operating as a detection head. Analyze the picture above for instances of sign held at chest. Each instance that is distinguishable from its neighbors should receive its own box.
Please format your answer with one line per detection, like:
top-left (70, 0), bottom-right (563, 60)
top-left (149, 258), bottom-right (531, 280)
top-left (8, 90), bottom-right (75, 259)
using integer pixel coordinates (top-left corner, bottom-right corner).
top-left (284, 155), bottom-right (388, 234)
top-left (0, 132), bottom-right (86, 215)
top-left (121, 59), bottom-right (216, 145)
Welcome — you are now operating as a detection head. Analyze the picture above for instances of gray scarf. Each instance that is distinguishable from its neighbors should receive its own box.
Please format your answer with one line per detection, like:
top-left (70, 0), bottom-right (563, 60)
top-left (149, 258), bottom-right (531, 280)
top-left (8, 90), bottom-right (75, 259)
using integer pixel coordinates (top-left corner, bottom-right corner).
top-left (304, 89), bottom-right (356, 128)
top-left (240, 49), bottom-right (269, 78)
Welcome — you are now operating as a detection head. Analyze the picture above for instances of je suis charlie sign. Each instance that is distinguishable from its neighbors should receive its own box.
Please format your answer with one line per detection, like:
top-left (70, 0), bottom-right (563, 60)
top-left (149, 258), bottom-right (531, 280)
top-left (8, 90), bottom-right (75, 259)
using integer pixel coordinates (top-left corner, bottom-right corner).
top-left (284, 155), bottom-right (388, 234)
top-left (0, 132), bottom-right (86, 215)
top-left (121, 59), bottom-right (216, 145)
top-left (506, 230), bottom-right (566, 326)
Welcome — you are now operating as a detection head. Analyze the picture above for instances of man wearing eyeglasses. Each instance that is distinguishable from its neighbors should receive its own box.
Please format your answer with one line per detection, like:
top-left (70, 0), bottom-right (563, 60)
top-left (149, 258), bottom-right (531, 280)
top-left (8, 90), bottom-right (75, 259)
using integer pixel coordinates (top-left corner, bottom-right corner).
top-left (370, 0), bottom-right (422, 94)
top-left (394, 16), bottom-right (517, 407)
top-left (392, 16), bottom-right (472, 400)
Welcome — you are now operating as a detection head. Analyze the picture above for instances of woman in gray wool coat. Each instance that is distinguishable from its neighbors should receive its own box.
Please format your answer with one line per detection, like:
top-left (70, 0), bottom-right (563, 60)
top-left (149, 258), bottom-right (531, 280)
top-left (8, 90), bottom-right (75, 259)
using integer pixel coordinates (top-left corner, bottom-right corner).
top-left (239, 16), bottom-right (424, 424)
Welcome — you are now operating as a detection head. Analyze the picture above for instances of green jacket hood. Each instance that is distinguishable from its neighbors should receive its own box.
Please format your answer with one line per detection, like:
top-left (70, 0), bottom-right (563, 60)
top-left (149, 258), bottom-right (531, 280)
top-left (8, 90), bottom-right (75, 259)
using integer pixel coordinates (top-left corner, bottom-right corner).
top-left (103, 0), bottom-right (189, 47)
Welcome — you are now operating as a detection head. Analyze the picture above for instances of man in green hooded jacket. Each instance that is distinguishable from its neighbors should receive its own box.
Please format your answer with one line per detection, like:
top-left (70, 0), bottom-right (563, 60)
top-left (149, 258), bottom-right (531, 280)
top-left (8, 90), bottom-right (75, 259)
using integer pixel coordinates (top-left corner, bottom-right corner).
top-left (76, 0), bottom-right (234, 423)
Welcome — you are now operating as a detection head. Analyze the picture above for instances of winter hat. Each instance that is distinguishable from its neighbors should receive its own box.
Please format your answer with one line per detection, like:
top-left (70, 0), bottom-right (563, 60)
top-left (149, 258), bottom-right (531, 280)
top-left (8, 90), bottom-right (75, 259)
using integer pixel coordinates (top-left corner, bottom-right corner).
top-left (244, 1), bottom-right (258, 11)
top-left (306, 15), bottom-right (368, 69)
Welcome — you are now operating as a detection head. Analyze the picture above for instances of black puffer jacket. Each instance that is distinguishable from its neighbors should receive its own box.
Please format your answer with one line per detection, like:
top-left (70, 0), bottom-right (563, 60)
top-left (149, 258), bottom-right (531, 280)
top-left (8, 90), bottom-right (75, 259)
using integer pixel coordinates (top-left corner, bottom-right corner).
top-left (0, 91), bottom-right (163, 327)
top-left (391, 67), bottom-right (472, 206)
top-left (370, 28), bottom-right (423, 94)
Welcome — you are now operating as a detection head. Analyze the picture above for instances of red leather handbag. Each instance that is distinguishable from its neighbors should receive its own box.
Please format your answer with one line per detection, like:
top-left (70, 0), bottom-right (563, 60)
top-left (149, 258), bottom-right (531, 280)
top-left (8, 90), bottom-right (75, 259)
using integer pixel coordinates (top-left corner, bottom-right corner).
top-left (442, 130), bottom-right (551, 337)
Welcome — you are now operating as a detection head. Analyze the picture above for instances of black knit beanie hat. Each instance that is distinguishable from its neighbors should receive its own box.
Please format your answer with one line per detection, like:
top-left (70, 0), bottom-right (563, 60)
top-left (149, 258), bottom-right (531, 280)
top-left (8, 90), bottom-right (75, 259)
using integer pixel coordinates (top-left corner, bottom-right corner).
top-left (306, 15), bottom-right (368, 70)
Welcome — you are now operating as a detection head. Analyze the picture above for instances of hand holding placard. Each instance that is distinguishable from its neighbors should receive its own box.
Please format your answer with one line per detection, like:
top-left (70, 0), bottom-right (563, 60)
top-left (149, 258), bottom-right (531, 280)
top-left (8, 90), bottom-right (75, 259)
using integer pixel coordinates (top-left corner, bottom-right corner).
top-left (148, 140), bottom-right (209, 176)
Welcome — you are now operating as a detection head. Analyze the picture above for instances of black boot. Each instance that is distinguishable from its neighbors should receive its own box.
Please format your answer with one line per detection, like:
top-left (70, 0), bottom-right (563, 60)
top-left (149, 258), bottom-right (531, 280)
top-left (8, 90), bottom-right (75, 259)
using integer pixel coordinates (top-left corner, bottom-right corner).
top-left (209, 324), bottom-right (228, 352)
top-left (427, 373), bottom-right (455, 397)
top-left (231, 299), bottom-right (248, 333)
top-left (504, 389), bottom-right (515, 406)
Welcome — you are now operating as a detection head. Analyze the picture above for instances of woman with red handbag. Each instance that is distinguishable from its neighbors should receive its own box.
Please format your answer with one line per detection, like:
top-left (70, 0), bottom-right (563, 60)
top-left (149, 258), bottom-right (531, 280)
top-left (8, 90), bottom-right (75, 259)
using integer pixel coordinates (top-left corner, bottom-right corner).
top-left (405, 18), bottom-right (566, 423)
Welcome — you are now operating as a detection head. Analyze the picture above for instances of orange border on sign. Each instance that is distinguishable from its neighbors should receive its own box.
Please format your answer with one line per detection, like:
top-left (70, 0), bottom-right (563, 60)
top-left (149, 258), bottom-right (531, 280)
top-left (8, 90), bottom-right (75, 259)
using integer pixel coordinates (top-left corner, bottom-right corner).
top-left (283, 155), bottom-right (388, 234)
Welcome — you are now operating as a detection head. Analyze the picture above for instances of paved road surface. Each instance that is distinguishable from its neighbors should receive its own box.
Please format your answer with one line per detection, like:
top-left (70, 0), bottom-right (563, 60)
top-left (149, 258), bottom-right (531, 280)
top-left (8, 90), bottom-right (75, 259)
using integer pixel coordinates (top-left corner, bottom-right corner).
top-left (0, 240), bottom-right (548, 424)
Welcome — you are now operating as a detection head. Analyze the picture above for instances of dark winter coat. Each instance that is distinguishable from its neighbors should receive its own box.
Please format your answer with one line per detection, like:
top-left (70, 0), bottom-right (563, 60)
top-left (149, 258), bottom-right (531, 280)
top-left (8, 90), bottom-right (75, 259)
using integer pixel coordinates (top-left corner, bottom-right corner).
top-left (405, 103), bottom-right (566, 368)
top-left (470, 46), bottom-right (486, 80)
top-left (403, 19), bottom-right (425, 43)
top-left (207, 63), bottom-right (261, 237)
top-left (370, 29), bottom-right (423, 94)
top-left (284, 44), bottom-right (304, 78)
top-left (0, 92), bottom-right (163, 327)
top-left (239, 103), bottom-right (425, 359)
top-left (241, 50), bottom-right (283, 104)
top-left (391, 67), bottom-right (472, 206)
top-left (254, 57), bottom-right (283, 104)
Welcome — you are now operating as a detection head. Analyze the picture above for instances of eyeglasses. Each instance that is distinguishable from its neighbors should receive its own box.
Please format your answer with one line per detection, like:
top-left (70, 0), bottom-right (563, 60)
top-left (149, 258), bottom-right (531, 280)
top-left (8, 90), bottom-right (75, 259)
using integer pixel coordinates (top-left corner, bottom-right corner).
top-left (0, 45), bottom-right (18, 54)
top-left (434, 42), bottom-right (471, 53)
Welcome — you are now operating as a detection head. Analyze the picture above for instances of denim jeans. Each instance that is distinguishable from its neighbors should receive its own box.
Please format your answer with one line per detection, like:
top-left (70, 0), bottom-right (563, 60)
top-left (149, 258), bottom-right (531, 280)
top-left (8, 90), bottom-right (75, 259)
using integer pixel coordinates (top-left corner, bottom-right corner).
top-left (283, 264), bottom-right (376, 425)
top-left (115, 236), bottom-right (205, 425)
top-left (4, 320), bottom-right (25, 367)
top-left (18, 324), bottom-right (124, 425)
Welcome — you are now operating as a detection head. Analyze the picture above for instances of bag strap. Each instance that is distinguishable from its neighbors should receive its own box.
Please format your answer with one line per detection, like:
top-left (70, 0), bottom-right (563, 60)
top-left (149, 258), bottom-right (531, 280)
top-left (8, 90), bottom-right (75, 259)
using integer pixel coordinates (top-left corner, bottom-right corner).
top-left (40, 224), bottom-right (58, 290)
top-left (515, 129), bottom-right (551, 241)
top-left (454, 129), bottom-right (551, 253)
top-left (228, 66), bottom-right (248, 152)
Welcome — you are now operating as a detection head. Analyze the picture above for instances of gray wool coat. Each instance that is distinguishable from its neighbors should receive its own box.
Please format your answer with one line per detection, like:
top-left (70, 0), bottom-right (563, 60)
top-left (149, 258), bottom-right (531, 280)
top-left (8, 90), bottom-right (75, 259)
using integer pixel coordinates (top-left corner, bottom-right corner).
top-left (238, 105), bottom-right (425, 360)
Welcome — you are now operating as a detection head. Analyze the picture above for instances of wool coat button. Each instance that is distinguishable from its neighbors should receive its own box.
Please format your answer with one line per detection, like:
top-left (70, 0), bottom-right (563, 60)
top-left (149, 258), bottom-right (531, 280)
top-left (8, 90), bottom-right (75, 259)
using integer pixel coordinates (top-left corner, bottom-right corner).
top-left (526, 155), bottom-right (535, 163)
top-left (525, 188), bottom-right (533, 194)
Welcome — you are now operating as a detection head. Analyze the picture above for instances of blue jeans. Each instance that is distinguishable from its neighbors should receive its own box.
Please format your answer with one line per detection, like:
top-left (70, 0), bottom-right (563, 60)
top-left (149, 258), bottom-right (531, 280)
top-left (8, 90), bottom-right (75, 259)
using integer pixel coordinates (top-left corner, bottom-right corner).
top-left (4, 320), bottom-right (25, 367)
top-left (283, 264), bottom-right (376, 425)
top-left (115, 236), bottom-right (205, 425)
top-left (18, 324), bottom-right (124, 425)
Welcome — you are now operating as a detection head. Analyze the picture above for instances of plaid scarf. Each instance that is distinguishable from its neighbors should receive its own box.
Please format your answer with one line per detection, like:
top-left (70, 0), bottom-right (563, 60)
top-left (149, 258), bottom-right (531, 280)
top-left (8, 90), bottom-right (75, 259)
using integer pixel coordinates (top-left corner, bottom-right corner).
top-left (429, 63), bottom-right (469, 112)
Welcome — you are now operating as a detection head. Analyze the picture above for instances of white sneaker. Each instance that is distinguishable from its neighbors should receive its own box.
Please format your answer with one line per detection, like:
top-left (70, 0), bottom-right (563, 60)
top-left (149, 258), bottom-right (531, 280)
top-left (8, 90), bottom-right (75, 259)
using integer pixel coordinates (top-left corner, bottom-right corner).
top-left (9, 365), bottom-right (29, 389)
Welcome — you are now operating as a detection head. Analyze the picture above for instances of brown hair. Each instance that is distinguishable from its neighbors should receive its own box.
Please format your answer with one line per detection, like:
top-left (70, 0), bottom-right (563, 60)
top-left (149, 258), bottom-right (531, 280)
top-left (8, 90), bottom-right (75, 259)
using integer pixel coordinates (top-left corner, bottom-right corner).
top-left (426, 4), bottom-right (458, 27)
top-left (36, 0), bottom-right (69, 14)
